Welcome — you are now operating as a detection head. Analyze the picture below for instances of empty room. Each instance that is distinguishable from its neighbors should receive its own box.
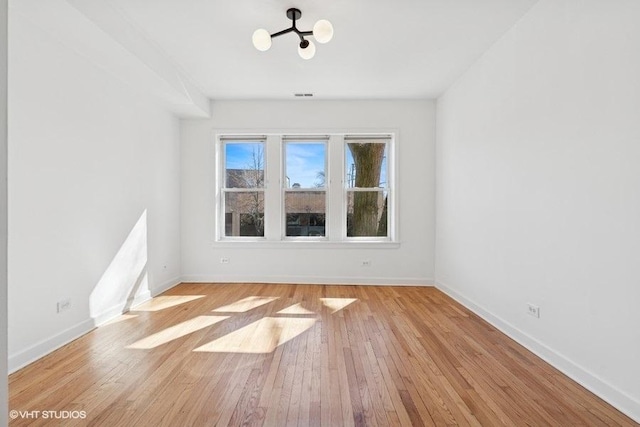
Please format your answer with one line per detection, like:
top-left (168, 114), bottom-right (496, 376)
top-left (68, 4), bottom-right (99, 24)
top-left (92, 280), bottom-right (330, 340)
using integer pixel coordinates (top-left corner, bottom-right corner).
top-left (0, 0), bottom-right (639, 425)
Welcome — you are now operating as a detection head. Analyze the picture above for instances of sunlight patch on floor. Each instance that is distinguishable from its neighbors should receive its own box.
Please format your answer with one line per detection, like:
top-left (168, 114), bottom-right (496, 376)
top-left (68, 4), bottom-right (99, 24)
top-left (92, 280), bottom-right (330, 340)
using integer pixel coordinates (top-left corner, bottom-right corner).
top-left (276, 303), bottom-right (315, 315)
top-left (193, 317), bottom-right (316, 353)
top-left (103, 314), bottom-right (139, 325)
top-left (212, 296), bottom-right (279, 313)
top-left (127, 315), bottom-right (229, 349)
top-left (320, 298), bottom-right (358, 314)
top-left (133, 295), bottom-right (206, 312)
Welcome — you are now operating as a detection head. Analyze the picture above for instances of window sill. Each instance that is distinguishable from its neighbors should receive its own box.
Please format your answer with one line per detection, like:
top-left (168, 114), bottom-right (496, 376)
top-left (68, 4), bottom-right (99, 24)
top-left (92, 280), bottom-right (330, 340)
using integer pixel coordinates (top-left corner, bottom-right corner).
top-left (211, 240), bottom-right (401, 250)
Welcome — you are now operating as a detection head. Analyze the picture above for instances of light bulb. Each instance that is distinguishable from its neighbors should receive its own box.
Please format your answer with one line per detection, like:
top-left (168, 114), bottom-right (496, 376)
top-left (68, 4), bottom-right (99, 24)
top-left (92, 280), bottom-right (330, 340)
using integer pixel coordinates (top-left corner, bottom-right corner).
top-left (313, 19), bottom-right (333, 44)
top-left (298, 40), bottom-right (316, 60)
top-left (252, 29), bottom-right (272, 51)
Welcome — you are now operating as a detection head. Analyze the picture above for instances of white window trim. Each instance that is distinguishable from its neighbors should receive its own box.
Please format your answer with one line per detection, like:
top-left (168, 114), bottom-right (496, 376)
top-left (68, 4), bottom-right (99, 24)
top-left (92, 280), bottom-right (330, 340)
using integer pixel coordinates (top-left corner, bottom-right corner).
top-left (213, 130), bottom-right (399, 246)
top-left (216, 137), bottom-right (268, 241)
top-left (282, 138), bottom-right (329, 241)
top-left (344, 136), bottom-right (395, 242)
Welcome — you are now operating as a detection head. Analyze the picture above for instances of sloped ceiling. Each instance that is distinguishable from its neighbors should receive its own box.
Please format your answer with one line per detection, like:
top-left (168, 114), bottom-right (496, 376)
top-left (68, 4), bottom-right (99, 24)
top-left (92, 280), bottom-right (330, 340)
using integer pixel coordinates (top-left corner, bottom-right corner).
top-left (11, 0), bottom-right (539, 115)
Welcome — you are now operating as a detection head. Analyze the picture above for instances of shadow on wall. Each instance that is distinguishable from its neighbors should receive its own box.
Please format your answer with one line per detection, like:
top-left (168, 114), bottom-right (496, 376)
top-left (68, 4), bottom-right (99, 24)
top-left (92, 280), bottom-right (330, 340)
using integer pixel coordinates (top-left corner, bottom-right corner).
top-left (89, 210), bottom-right (149, 325)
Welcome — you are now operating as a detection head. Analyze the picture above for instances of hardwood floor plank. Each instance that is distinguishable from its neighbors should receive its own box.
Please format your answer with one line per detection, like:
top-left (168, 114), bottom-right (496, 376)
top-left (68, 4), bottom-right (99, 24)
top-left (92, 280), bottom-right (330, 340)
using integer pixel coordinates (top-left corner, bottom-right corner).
top-left (343, 347), bottom-right (365, 425)
top-left (285, 326), bottom-right (308, 427)
top-left (8, 284), bottom-right (637, 427)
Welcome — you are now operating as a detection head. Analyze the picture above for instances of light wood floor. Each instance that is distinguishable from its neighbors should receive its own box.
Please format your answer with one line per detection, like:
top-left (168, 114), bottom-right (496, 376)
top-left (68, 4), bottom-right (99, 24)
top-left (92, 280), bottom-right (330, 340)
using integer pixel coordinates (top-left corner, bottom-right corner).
top-left (9, 283), bottom-right (637, 426)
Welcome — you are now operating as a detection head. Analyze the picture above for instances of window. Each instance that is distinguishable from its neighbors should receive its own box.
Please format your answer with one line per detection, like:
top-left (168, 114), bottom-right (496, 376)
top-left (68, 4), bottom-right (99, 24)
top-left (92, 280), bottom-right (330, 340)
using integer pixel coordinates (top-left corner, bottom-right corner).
top-left (216, 133), bottom-right (394, 243)
top-left (284, 140), bottom-right (327, 238)
top-left (345, 137), bottom-right (389, 238)
top-left (221, 139), bottom-right (265, 237)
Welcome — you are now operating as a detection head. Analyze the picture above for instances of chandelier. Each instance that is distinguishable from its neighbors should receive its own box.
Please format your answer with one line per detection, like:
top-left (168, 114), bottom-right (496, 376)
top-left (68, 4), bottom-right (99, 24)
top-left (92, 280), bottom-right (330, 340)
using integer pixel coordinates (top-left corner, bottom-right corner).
top-left (252, 8), bottom-right (334, 60)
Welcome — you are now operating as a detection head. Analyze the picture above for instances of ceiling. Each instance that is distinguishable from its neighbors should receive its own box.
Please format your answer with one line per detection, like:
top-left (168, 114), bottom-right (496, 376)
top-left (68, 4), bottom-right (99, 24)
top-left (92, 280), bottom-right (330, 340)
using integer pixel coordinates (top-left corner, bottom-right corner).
top-left (105, 0), bottom-right (538, 100)
top-left (12, 0), bottom-right (539, 112)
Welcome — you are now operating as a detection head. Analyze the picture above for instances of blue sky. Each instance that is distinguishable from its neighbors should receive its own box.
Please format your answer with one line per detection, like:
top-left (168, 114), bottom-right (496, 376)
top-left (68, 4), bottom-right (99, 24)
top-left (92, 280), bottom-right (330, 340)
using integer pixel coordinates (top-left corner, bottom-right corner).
top-left (225, 142), bottom-right (325, 188)
top-left (225, 141), bottom-right (387, 188)
top-left (225, 142), bottom-right (263, 170)
top-left (285, 143), bottom-right (325, 188)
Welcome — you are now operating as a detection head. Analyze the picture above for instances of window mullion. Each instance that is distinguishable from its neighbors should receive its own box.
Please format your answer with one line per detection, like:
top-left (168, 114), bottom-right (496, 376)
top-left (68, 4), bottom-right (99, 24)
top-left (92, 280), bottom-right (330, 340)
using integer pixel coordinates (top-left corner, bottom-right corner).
top-left (264, 135), bottom-right (281, 240)
top-left (327, 135), bottom-right (344, 241)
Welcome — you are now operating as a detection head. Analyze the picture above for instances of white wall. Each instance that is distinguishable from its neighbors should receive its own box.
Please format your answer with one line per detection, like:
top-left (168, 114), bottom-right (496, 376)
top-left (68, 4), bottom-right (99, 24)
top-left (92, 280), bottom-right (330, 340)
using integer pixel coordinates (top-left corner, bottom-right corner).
top-left (0, 0), bottom-right (7, 424)
top-left (7, 12), bottom-right (181, 372)
top-left (181, 100), bottom-right (435, 285)
top-left (436, 0), bottom-right (640, 421)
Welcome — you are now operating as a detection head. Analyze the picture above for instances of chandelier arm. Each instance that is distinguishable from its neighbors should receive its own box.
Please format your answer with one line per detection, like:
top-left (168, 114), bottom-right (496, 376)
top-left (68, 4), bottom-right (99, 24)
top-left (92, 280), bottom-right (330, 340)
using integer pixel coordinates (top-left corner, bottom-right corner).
top-left (271, 27), bottom-right (313, 41)
top-left (294, 29), bottom-right (306, 42)
top-left (271, 27), bottom-right (294, 38)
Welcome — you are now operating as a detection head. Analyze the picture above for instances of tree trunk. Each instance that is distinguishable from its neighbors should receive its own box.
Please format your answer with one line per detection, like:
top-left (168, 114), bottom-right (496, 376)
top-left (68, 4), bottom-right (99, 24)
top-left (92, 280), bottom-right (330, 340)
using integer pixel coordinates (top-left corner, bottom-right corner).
top-left (348, 143), bottom-right (385, 236)
top-left (377, 195), bottom-right (387, 236)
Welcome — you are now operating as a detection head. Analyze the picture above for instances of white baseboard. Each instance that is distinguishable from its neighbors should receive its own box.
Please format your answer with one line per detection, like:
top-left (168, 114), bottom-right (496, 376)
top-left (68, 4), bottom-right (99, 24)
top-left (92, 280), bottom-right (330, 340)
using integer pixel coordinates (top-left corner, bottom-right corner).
top-left (150, 276), bottom-right (181, 296)
top-left (92, 277), bottom-right (181, 326)
top-left (91, 290), bottom-right (152, 327)
top-left (8, 318), bottom-right (95, 374)
top-left (435, 280), bottom-right (640, 424)
top-left (7, 278), bottom-right (182, 375)
top-left (180, 274), bottom-right (433, 286)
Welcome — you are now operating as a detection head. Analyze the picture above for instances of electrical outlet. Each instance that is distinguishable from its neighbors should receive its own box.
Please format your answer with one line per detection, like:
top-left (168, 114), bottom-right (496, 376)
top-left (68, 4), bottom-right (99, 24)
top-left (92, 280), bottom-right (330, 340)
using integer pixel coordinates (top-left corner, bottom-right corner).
top-left (220, 257), bottom-right (230, 264)
top-left (527, 303), bottom-right (540, 318)
top-left (57, 298), bottom-right (71, 313)
top-left (361, 260), bottom-right (371, 267)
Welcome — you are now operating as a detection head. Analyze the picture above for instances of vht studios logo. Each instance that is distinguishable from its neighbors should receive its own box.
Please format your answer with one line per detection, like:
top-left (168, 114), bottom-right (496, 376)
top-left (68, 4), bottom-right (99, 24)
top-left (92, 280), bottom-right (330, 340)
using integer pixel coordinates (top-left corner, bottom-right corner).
top-left (10, 410), bottom-right (87, 420)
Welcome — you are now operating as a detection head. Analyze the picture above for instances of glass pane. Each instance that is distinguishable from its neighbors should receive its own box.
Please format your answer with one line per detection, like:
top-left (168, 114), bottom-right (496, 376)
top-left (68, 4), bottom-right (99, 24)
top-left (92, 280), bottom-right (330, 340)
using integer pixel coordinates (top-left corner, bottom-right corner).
top-left (347, 190), bottom-right (388, 237)
top-left (345, 141), bottom-right (387, 188)
top-left (285, 191), bottom-right (326, 237)
top-left (285, 142), bottom-right (326, 189)
top-left (224, 192), bottom-right (264, 237)
top-left (225, 142), bottom-right (264, 188)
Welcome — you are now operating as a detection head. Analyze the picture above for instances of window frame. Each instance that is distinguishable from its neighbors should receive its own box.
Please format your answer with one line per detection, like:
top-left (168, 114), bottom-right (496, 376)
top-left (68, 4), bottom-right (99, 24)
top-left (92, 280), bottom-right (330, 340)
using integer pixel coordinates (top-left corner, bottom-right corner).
top-left (282, 138), bottom-right (329, 241)
top-left (214, 132), bottom-right (397, 246)
top-left (218, 137), bottom-right (267, 241)
top-left (344, 137), bottom-right (392, 241)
